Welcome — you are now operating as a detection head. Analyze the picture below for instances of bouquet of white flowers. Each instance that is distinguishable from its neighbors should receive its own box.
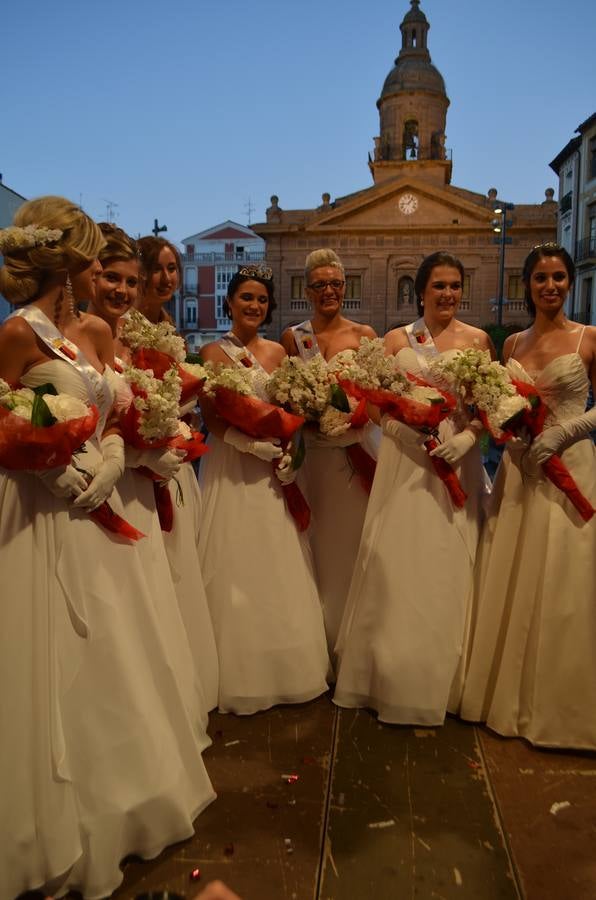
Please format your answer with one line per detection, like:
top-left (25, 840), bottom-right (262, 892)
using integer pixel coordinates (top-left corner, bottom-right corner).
top-left (0, 377), bottom-right (98, 469)
top-left (429, 348), bottom-right (529, 442)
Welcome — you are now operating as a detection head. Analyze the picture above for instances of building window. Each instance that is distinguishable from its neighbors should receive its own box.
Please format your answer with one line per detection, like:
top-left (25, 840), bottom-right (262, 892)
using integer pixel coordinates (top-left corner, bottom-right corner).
top-left (508, 275), bottom-right (525, 301)
top-left (580, 278), bottom-right (593, 325)
top-left (462, 274), bottom-right (471, 300)
top-left (397, 275), bottom-right (414, 305)
top-left (184, 267), bottom-right (197, 294)
top-left (345, 275), bottom-right (361, 300)
top-left (589, 137), bottom-right (596, 181)
top-left (185, 300), bottom-right (197, 326)
top-left (215, 265), bottom-right (237, 323)
top-left (185, 244), bottom-right (195, 260)
top-left (291, 276), bottom-right (304, 299)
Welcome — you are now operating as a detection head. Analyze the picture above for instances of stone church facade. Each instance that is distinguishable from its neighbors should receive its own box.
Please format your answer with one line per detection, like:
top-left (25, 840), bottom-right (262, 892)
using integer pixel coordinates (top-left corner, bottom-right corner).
top-left (252, 0), bottom-right (557, 339)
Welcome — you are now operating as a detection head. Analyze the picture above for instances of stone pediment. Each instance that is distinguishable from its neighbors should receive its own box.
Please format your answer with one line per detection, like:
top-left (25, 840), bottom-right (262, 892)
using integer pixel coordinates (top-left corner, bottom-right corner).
top-left (305, 178), bottom-right (493, 230)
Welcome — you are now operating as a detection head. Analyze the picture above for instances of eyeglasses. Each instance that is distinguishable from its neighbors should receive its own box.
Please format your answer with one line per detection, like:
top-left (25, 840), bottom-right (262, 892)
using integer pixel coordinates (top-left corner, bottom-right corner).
top-left (307, 279), bottom-right (345, 293)
top-left (238, 264), bottom-right (273, 280)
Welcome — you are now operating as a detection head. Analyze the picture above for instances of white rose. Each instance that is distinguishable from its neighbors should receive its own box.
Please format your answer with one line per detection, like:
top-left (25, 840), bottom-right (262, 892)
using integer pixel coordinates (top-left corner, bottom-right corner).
top-left (43, 393), bottom-right (89, 422)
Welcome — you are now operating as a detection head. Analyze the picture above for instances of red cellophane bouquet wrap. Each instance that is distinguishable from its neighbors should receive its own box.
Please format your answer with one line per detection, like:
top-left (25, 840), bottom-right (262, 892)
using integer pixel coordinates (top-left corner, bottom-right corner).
top-left (427, 348), bottom-right (594, 521)
top-left (510, 379), bottom-right (594, 522)
top-left (329, 338), bottom-right (467, 508)
top-left (119, 364), bottom-right (209, 531)
top-left (119, 308), bottom-right (204, 406)
top-left (266, 354), bottom-right (377, 494)
top-left (0, 379), bottom-right (144, 541)
top-left (0, 380), bottom-right (99, 469)
top-left (202, 364), bottom-right (311, 530)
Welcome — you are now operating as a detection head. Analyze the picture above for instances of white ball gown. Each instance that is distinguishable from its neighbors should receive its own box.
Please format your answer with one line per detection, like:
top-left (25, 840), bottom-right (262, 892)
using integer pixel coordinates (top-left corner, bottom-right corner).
top-left (333, 347), bottom-right (486, 725)
top-left (0, 354), bottom-right (215, 899)
top-left (198, 369), bottom-right (330, 715)
top-left (162, 461), bottom-right (220, 711)
top-left (459, 352), bottom-right (596, 749)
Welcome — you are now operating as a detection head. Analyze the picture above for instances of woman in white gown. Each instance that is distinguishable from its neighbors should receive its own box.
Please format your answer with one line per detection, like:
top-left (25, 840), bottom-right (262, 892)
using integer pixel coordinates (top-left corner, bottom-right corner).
top-left (280, 248), bottom-right (378, 659)
top-left (87, 224), bottom-right (211, 742)
top-left (199, 266), bottom-right (330, 715)
top-left (133, 234), bottom-right (219, 711)
top-left (460, 243), bottom-right (596, 749)
top-left (334, 252), bottom-right (494, 725)
top-left (0, 197), bottom-right (215, 899)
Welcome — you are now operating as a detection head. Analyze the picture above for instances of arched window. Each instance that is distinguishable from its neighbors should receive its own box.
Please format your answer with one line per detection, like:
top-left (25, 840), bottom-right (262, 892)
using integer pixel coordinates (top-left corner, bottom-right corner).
top-left (398, 275), bottom-right (414, 306)
top-left (403, 120), bottom-right (419, 159)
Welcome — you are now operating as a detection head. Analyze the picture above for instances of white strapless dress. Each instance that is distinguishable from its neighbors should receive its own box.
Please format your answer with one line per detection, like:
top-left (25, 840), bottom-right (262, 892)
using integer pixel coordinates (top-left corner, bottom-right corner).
top-left (459, 353), bottom-right (596, 749)
top-left (301, 415), bottom-right (378, 660)
top-left (333, 347), bottom-right (486, 725)
top-left (0, 359), bottom-right (215, 900)
top-left (198, 377), bottom-right (330, 715)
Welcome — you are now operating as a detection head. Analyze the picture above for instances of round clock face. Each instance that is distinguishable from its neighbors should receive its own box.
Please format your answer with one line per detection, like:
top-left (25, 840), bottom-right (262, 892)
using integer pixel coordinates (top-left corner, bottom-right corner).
top-left (399, 193), bottom-right (418, 215)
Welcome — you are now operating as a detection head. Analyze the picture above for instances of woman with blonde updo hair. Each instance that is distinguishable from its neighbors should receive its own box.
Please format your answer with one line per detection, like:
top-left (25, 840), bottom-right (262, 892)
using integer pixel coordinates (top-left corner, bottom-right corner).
top-left (0, 197), bottom-right (215, 898)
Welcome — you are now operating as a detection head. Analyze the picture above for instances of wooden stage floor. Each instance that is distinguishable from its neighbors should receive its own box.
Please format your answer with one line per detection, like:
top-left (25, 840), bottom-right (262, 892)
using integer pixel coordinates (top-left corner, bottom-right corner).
top-left (108, 694), bottom-right (596, 900)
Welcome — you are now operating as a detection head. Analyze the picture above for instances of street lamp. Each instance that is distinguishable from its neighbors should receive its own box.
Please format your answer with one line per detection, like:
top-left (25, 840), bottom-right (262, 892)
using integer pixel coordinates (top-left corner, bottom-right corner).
top-left (492, 203), bottom-right (514, 327)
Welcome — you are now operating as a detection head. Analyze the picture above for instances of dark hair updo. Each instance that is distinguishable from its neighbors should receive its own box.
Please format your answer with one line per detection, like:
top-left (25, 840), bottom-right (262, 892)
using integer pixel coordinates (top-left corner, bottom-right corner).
top-left (224, 268), bottom-right (276, 325)
top-left (414, 251), bottom-right (465, 316)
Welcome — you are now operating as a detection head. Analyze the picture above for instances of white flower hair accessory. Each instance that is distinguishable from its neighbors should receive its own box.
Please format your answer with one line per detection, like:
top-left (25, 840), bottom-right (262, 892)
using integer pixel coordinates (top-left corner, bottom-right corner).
top-left (0, 224), bottom-right (63, 254)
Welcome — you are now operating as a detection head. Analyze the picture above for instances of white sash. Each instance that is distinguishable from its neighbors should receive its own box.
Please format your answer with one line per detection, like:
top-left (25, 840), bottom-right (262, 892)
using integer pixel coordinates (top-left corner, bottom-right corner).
top-left (291, 320), bottom-right (322, 362)
top-left (10, 306), bottom-right (110, 436)
top-left (405, 317), bottom-right (440, 371)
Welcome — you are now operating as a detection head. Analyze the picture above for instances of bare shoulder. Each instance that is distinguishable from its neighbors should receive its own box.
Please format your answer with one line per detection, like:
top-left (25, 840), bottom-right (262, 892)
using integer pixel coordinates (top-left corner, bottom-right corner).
top-left (356, 323), bottom-right (377, 339)
top-left (262, 338), bottom-right (287, 365)
top-left (200, 340), bottom-right (227, 365)
top-left (502, 328), bottom-right (528, 362)
top-left (0, 314), bottom-right (36, 348)
top-left (384, 326), bottom-right (408, 354)
top-left (0, 314), bottom-right (39, 381)
top-left (81, 312), bottom-right (112, 341)
top-left (280, 327), bottom-right (298, 356)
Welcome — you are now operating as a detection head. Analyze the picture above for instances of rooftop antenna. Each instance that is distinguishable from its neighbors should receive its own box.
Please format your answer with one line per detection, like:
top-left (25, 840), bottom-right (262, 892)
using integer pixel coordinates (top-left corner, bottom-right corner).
top-left (152, 219), bottom-right (167, 237)
top-left (245, 196), bottom-right (255, 226)
top-left (103, 199), bottom-right (119, 224)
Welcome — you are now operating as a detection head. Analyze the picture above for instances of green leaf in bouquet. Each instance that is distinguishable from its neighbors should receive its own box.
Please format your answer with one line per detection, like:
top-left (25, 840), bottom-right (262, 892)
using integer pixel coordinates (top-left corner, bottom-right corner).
top-left (330, 383), bottom-right (351, 413)
top-left (291, 429), bottom-right (306, 470)
top-left (31, 383), bottom-right (58, 427)
top-left (185, 352), bottom-right (204, 364)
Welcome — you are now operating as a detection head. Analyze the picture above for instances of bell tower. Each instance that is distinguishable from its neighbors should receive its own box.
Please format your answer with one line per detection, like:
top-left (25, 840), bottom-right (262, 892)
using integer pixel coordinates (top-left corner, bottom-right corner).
top-left (369, 0), bottom-right (451, 186)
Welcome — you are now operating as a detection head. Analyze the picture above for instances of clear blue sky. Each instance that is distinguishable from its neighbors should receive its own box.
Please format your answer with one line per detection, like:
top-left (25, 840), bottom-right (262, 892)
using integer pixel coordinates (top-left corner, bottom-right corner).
top-left (2, 0), bottom-right (595, 243)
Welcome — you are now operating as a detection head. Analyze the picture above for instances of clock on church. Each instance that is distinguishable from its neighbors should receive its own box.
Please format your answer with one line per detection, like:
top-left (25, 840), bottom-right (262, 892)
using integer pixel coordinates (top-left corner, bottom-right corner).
top-left (398, 193), bottom-right (418, 215)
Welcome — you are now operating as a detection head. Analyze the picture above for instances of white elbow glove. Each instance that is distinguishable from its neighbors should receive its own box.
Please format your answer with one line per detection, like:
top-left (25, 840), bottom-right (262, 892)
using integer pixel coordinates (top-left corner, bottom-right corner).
top-left (126, 446), bottom-right (186, 480)
top-left (73, 434), bottom-right (125, 510)
top-left (35, 464), bottom-right (88, 499)
top-left (429, 428), bottom-right (478, 465)
top-left (381, 415), bottom-right (426, 448)
top-left (322, 428), bottom-right (363, 448)
top-left (275, 455), bottom-right (298, 485)
top-left (179, 395), bottom-right (198, 417)
top-left (223, 426), bottom-right (283, 462)
top-left (526, 407), bottom-right (596, 467)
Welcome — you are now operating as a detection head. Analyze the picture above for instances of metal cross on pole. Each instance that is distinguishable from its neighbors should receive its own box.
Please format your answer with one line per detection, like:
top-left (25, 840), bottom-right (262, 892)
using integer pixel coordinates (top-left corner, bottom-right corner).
top-left (152, 219), bottom-right (167, 237)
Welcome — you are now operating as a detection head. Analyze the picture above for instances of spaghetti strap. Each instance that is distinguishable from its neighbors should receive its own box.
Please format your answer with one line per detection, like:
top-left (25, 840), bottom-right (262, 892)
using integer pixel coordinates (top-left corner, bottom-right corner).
top-left (575, 325), bottom-right (587, 353)
top-left (508, 330), bottom-right (522, 360)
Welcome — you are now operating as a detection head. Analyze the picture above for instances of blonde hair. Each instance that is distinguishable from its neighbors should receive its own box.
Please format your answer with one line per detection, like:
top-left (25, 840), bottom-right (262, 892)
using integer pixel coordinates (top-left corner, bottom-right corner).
top-left (98, 222), bottom-right (141, 267)
top-left (0, 195), bottom-right (105, 304)
top-left (304, 248), bottom-right (345, 283)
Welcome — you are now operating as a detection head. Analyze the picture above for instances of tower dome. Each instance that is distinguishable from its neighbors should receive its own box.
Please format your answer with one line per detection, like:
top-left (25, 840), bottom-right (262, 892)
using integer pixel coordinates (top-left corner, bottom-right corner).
top-left (380, 0), bottom-right (446, 100)
top-left (371, 0), bottom-right (451, 182)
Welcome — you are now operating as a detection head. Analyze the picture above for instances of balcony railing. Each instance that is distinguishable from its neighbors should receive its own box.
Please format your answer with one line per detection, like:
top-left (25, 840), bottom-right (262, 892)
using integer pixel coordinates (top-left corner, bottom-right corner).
top-left (559, 191), bottom-right (573, 215)
top-left (576, 236), bottom-right (596, 263)
top-left (290, 299), bottom-right (309, 312)
top-left (184, 251), bottom-right (266, 264)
